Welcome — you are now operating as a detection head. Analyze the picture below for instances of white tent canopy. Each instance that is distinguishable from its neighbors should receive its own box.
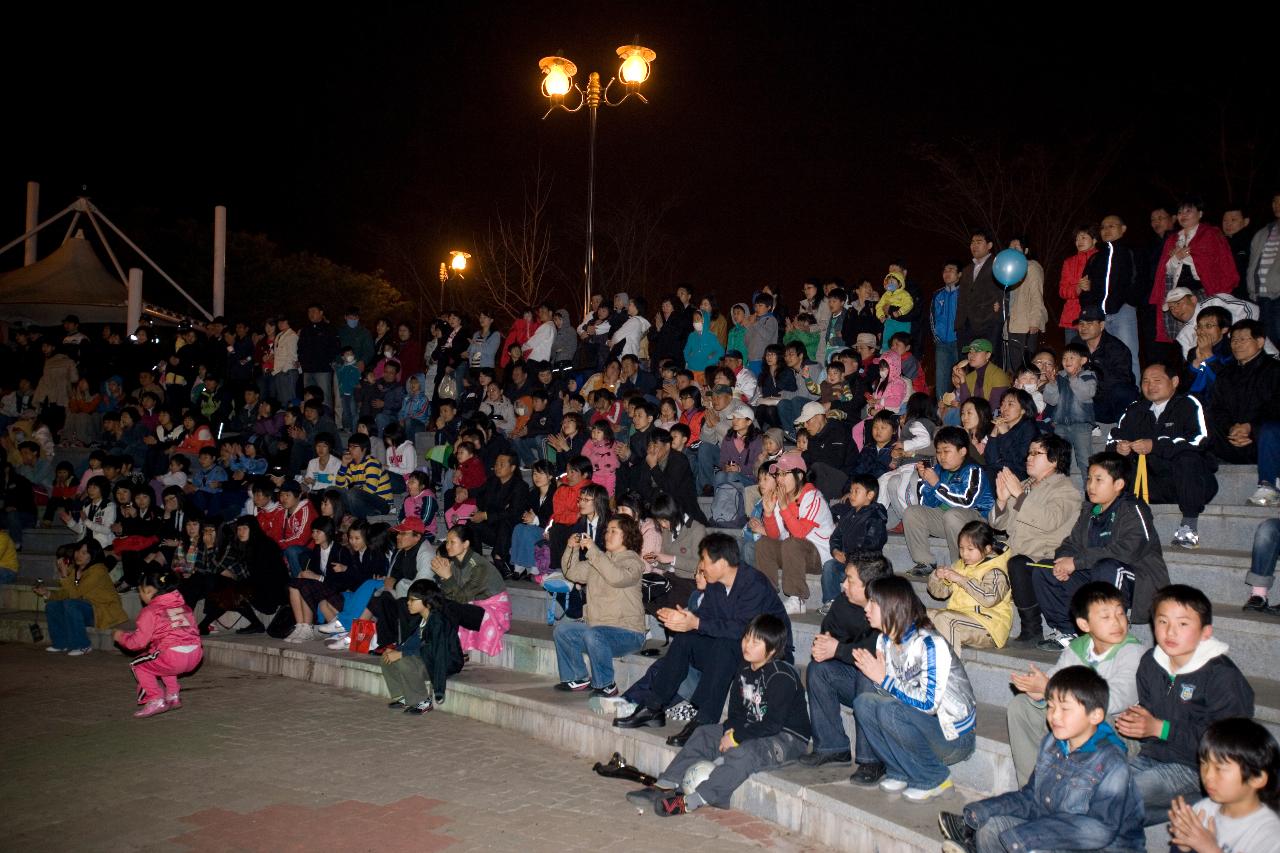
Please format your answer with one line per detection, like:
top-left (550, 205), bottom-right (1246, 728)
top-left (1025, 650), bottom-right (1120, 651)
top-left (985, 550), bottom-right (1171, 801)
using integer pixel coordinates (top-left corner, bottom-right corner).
top-left (0, 232), bottom-right (127, 325)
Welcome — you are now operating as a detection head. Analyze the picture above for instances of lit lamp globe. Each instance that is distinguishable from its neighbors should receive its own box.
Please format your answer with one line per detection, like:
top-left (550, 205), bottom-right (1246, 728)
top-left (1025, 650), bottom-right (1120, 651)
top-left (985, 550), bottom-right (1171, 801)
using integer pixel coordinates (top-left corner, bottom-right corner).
top-left (539, 55), bottom-right (577, 98)
top-left (449, 251), bottom-right (470, 273)
top-left (616, 44), bottom-right (655, 85)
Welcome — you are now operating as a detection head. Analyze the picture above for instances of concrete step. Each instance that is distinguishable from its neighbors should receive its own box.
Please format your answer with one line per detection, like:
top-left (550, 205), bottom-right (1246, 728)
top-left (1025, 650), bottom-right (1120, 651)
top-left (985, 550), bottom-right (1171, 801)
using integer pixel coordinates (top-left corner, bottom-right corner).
top-left (16, 526), bottom-right (79, 555)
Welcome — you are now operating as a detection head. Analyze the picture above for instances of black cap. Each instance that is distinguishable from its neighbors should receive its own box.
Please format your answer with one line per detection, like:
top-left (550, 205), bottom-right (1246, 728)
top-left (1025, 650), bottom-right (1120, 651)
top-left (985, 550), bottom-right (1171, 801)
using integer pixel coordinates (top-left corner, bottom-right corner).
top-left (1075, 305), bottom-right (1105, 323)
top-left (278, 480), bottom-right (302, 495)
top-left (63, 314), bottom-right (79, 324)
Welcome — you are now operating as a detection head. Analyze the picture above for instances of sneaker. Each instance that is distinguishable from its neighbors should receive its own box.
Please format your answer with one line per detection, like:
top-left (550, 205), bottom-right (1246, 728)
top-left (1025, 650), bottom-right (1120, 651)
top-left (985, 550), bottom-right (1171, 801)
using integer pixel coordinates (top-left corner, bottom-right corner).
top-left (317, 619), bottom-right (347, 635)
top-left (653, 793), bottom-right (688, 817)
top-left (327, 635), bottom-right (352, 651)
top-left (939, 811), bottom-right (975, 846)
top-left (665, 700), bottom-right (697, 721)
top-left (591, 683), bottom-right (619, 697)
top-left (849, 761), bottom-right (887, 786)
top-left (1091, 426), bottom-right (1101, 437)
top-left (905, 563), bottom-right (933, 579)
top-left (387, 697), bottom-right (408, 709)
top-left (554, 679), bottom-right (592, 692)
top-left (888, 522), bottom-right (904, 535)
top-left (66, 647), bottom-right (92, 656)
top-left (164, 695), bottom-right (182, 710)
top-left (625, 786), bottom-right (674, 808)
top-left (798, 749), bottom-right (851, 767)
top-left (590, 695), bottom-right (637, 718)
top-left (134, 699), bottom-right (169, 718)
top-left (1248, 484), bottom-right (1280, 507)
top-left (404, 700), bottom-right (433, 715)
top-left (1243, 596), bottom-right (1280, 616)
top-left (783, 595), bottom-right (806, 615)
top-left (1171, 525), bottom-right (1200, 550)
top-left (903, 777), bottom-right (953, 802)
top-left (878, 777), bottom-right (908, 792)
top-left (816, 601), bottom-right (833, 616)
top-left (1037, 628), bottom-right (1075, 653)
top-left (45, 646), bottom-right (67, 653)
top-left (282, 624), bottom-right (306, 643)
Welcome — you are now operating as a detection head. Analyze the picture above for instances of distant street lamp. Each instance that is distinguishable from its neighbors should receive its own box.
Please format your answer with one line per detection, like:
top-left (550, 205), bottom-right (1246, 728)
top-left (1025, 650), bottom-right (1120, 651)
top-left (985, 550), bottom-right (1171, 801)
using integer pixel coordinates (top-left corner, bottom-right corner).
top-left (439, 250), bottom-right (470, 308)
top-left (538, 42), bottom-right (655, 316)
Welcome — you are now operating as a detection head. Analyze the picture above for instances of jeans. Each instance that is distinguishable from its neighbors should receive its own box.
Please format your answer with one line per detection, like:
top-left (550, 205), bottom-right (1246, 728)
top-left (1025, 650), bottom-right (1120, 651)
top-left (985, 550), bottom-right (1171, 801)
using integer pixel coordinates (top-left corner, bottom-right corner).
top-left (1129, 754), bottom-right (1202, 826)
top-left (553, 621), bottom-right (645, 688)
top-left (339, 395), bottom-right (357, 433)
top-left (1058, 421), bottom-right (1095, 489)
top-left (807, 659), bottom-right (877, 762)
top-left (341, 488), bottom-right (389, 519)
top-left (1033, 557), bottom-right (1134, 636)
top-left (1259, 421), bottom-right (1280, 486)
top-left (2, 510), bottom-right (35, 546)
top-left (656, 723), bottom-right (806, 809)
top-left (777, 398), bottom-right (807, 437)
top-left (1260, 298), bottom-right (1280, 352)
top-left (934, 340), bottom-right (958, 396)
top-left (0, 567), bottom-right (16, 584)
top-left (283, 545), bottom-right (310, 577)
top-left (695, 441), bottom-right (721, 493)
top-left (512, 435), bottom-right (545, 467)
top-left (1106, 304), bottom-right (1141, 385)
top-left (302, 370), bottom-right (333, 405)
top-left (1247, 517), bottom-right (1280, 593)
top-left (374, 412), bottom-right (398, 433)
top-left (272, 370), bottom-right (299, 406)
top-left (335, 578), bottom-right (384, 629)
top-left (510, 523), bottom-right (544, 569)
top-left (46, 598), bottom-right (95, 650)
top-left (820, 559), bottom-right (845, 604)
top-left (853, 691), bottom-right (976, 788)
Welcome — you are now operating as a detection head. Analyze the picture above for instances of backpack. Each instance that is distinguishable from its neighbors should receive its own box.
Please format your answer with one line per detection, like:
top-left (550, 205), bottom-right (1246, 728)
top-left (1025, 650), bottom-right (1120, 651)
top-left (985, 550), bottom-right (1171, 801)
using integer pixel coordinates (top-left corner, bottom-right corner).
top-left (540, 572), bottom-right (586, 625)
top-left (709, 481), bottom-right (746, 528)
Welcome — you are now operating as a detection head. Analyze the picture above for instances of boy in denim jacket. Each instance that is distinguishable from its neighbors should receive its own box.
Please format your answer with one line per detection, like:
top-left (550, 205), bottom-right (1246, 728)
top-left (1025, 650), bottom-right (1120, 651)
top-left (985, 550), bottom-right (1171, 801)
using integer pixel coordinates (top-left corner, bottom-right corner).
top-left (940, 666), bottom-right (1145, 853)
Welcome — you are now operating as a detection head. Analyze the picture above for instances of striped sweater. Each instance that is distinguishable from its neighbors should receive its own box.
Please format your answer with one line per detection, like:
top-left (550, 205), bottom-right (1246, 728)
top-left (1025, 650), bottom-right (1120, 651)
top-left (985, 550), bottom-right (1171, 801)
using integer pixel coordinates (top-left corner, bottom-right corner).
top-left (335, 456), bottom-right (392, 502)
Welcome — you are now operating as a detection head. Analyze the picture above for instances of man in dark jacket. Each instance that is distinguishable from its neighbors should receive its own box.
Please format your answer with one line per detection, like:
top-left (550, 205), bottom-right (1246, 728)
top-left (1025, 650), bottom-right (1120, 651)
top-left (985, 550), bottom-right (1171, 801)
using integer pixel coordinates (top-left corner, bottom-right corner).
top-left (469, 451), bottom-right (530, 571)
top-left (1207, 319), bottom-right (1280, 506)
top-left (297, 304), bottom-right (341, 405)
top-left (615, 398), bottom-right (656, 496)
top-left (1075, 306), bottom-right (1139, 423)
top-left (1108, 362), bottom-right (1217, 550)
top-left (1085, 216), bottom-right (1142, 384)
top-left (1035, 452), bottom-right (1169, 647)
top-left (955, 231), bottom-right (1004, 357)
top-left (636, 429), bottom-right (708, 525)
top-left (614, 534), bottom-right (791, 743)
top-left (796, 402), bottom-right (855, 500)
top-left (337, 306), bottom-right (376, 371)
top-left (800, 551), bottom-right (891, 781)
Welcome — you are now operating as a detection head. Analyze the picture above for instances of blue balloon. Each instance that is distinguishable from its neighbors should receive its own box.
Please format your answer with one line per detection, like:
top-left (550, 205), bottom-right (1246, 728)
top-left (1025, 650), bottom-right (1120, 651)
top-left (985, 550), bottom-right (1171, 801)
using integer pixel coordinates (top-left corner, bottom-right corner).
top-left (993, 248), bottom-right (1028, 288)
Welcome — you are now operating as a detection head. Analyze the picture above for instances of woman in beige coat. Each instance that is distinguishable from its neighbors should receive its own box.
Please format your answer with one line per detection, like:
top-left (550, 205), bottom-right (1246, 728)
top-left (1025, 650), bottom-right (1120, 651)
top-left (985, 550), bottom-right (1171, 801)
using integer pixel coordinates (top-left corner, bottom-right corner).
top-left (552, 514), bottom-right (647, 695)
top-left (1005, 238), bottom-right (1048, 370)
top-left (33, 342), bottom-right (78, 430)
top-left (989, 432), bottom-right (1081, 644)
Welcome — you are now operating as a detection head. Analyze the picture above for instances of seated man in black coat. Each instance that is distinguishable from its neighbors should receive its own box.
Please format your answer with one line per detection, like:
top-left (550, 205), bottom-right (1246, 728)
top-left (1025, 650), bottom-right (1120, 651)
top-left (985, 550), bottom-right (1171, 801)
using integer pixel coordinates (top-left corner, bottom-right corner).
top-left (1205, 319), bottom-right (1280, 507)
top-left (636, 428), bottom-right (708, 525)
top-left (468, 450), bottom-right (530, 573)
top-left (800, 551), bottom-right (894, 784)
top-left (612, 534), bottom-right (791, 747)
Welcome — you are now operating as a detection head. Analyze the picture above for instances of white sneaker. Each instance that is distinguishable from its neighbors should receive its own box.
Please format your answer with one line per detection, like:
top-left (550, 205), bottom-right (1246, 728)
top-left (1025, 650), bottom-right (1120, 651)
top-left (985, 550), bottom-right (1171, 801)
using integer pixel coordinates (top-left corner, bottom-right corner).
top-left (317, 620), bottom-right (347, 635)
top-left (588, 695), bottom-right (637, 718)
top-left (1248, 485), bottom-right (1280, 507)
top-left (46, 646), bottom-right (67, 653)
top-left (326, 635), bottom-right (351, 651)
top-left (903, 777), bottom-right (953, 802)
top-left (879, 777), bottom-right (908, 792)
top-left (1172, 525), bottom-right (1200, 550)
top-left (283, 624), bottom-right (309, 643)
top-left (783, 595), bottom-right (806, 615)
top-left (66, 647), bottom-right (92, 656)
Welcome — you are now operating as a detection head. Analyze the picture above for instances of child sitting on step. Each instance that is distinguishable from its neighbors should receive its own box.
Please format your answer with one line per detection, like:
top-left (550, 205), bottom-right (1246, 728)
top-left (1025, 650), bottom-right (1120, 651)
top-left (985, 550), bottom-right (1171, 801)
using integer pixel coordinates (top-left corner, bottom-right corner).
top-left (112, 568), bottom-right (203, 718)
top-left (1167, 718), bottom-right (1280, 853)
top-left (925, 520), bottom-right (1013, 653)
top-left (938, 666), bottom-right (1145, 853)
top-left (380, 579), bottom-right (462, 715)
top-left (627, 614), bottom-right (810, 816)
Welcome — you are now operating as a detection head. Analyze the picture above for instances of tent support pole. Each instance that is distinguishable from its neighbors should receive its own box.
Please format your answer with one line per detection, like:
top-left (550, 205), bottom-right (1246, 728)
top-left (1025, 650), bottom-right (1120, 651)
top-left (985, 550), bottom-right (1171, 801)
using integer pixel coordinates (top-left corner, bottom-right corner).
top-left (0, 199), bottom-right (80, 257)
top-left (85, 209), bottom-right (130, 286)
top-left (212, 205), bottom-right (226, 317)
top-left (89, 202), bottom-right (212, 320)
top-left (127, 268), bottom-right (143, 334)
top-left (61, 211), bottom-right (82, 245)
top-left (24, 182), bottom-right (39, 266)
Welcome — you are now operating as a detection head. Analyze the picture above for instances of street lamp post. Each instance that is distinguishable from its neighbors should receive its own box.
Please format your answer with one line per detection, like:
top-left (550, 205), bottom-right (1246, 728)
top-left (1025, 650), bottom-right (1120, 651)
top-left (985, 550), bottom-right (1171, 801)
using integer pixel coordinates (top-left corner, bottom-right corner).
top-left (538, 43), bottom-right (655, 318)
top-left (439, 250), bottom-right (470, 310)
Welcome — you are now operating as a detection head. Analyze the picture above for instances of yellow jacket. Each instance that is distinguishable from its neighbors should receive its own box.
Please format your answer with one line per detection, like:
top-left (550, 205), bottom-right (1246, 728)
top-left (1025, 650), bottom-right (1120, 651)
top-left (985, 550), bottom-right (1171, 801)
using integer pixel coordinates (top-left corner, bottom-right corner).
top-left (47, 563), bottom-right (128, 628)
top-left (0, 532), bottom-right (17, 573)
top-left (927, 549), bottom-right (1013, 646)
top-left (875, 287), bottom-right (914, 322)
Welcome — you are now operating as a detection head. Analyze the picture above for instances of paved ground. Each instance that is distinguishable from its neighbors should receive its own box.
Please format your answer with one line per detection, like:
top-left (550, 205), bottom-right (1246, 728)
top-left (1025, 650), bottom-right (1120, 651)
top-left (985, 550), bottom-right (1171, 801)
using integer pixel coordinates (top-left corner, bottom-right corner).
top-left (0, 644), bottom-right (820, 852)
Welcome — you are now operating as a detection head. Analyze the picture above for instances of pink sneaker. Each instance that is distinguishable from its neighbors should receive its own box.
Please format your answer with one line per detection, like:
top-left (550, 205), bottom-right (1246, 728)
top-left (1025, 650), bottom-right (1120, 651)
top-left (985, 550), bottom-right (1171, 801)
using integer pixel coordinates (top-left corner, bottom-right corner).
top-left (134, 699), bottom-right (169, 718)
top-left (165, 695), bottom-right (182, 710)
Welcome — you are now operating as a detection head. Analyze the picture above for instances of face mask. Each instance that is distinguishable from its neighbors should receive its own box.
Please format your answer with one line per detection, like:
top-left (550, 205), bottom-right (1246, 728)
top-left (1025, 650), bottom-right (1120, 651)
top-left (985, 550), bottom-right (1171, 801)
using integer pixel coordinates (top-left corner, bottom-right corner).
top-left (346, 318), bottom-right (358, 328)
top-left (384, 350), bottom-right (395, 359)
top-left (344, 354), bottom-right (356, 364)
top-left (885, 282), bottom-right (897, 291)
top-left (693, 322), bottom-right (704, 333)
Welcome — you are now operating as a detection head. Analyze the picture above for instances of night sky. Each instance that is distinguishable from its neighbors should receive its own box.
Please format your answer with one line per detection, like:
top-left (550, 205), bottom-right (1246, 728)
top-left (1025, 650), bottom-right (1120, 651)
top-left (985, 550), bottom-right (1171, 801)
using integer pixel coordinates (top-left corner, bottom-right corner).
top-left (5, 2), bottom-right (1278, 311)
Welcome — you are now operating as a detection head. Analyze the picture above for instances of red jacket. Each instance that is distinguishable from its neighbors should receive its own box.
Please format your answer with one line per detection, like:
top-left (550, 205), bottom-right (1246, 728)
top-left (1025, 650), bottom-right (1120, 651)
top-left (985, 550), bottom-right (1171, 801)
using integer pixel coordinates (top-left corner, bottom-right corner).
top-left (279, 500), bottom-right (315, 549)
top-left (551, 477), bottom-right (589, 525)
top-left (254, 502), bottom-right (285, 544)
top-left (500, 318), bottom-right (538, 368)
top-left (1149, 223), bottom-right (1240, 342)
top-left (1058, 249), bottom-right (1097, 328)
top-left (455, 455), bottom-right (486, 491)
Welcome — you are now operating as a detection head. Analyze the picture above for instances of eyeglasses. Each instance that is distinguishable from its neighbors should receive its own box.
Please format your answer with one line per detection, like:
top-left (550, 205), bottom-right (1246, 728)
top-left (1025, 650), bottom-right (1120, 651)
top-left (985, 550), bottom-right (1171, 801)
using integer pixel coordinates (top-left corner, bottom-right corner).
top-left (1026, 450), bottom-right (1047, 458)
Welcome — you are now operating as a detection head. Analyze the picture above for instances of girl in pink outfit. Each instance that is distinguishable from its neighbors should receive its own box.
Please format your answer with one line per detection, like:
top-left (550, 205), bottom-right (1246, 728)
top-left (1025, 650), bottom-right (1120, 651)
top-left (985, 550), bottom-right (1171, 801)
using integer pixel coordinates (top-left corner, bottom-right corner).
top-left (112, 569), bottom-right (203, 718)
top-left (853, 350), bottom-right (912, 450)
top-left (582, 421), bottom-right (620, 496)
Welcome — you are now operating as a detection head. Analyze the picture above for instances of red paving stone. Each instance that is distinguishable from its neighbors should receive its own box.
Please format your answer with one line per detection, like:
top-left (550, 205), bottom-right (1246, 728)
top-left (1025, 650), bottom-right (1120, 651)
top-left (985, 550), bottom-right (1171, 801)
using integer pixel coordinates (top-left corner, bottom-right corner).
top-left (1, 644), bottom-right (821, 852)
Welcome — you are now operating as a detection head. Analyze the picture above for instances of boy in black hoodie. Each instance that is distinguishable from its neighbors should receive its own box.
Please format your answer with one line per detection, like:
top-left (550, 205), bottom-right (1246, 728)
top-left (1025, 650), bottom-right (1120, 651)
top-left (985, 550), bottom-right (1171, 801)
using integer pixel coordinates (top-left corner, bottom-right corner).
top-left (819, 474), bottom-right (889, 608)
top-left (1114, 585), bottom-right (1255, 825)
top-left (801, 551), bottom-right (894, 784)
top-left (1033, 451), bottom-right (1170, 650)
top-left (628, 614), bottom-right (810, 817)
